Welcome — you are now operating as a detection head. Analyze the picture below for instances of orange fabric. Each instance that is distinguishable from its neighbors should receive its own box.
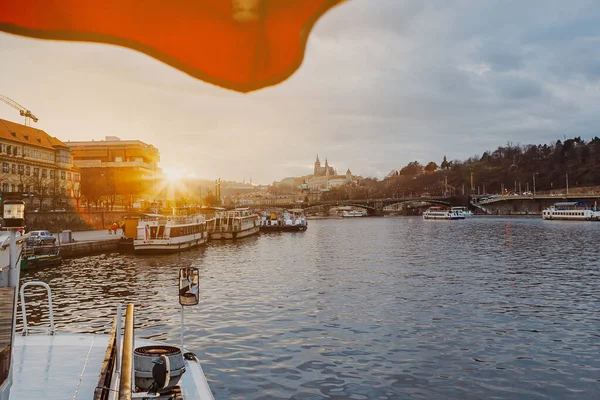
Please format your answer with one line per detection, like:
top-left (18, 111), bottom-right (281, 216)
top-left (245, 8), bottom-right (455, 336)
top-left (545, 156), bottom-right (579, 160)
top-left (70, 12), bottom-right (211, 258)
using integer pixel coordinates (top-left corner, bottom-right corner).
top-left (0, 0), bottom-right (344, 92)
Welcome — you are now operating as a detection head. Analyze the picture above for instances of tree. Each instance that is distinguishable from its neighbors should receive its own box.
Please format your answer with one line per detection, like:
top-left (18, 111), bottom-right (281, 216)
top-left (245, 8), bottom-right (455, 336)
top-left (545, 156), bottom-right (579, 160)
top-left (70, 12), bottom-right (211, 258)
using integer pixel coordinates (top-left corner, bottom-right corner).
top-left (424, 162), bottom-right (438, 172)
top-left (441, 156), bottom-right (449, 171)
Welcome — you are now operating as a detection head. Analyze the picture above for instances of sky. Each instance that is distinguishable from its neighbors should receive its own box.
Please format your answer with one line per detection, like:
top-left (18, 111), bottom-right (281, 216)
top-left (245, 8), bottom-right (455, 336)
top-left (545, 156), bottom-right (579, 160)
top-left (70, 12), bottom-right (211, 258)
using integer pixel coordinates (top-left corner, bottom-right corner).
top-left (1, 0), bottom-right (600, 184)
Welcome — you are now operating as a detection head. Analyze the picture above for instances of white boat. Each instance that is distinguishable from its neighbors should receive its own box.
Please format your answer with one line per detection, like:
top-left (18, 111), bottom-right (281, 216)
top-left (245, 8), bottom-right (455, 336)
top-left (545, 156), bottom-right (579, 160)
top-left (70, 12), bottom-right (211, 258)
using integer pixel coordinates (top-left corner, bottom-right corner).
top-left (423, 206), bottom-right (465, 220)
top-left (133, 208), bottom-right (210, 253)
top-left (451, 206), bottom-right (473, 217)
top-left (341, 209), bottom-right (367, 217)
top-left (1, 231), bottom-right (214, 400)
top-left (210, 208), bottom-right (260, 240)
top-left (260, 209), bottom-right (308, 232)
top-left (542, 202), bottom-right (600, 221)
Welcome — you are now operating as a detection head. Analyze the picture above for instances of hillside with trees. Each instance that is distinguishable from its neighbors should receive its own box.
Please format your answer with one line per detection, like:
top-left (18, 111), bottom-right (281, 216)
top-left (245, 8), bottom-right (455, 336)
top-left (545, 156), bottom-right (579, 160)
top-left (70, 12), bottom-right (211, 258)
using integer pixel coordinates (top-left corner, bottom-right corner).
top-left (320, 136), bottom-right (600, 201)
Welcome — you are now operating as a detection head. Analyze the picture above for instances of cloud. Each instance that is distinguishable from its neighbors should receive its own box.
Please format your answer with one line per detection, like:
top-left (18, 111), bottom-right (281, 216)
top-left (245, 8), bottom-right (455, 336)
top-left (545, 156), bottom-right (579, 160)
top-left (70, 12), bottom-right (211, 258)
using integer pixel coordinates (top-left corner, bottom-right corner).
top-left (1, 0), bottom-right (600, 183)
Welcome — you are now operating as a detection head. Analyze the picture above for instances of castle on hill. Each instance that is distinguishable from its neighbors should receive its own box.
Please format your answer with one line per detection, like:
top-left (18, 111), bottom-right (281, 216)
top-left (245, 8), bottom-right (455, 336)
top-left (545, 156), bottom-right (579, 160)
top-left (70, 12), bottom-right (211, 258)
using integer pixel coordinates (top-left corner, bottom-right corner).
top-left (313, 154), bottom-right (336, 176)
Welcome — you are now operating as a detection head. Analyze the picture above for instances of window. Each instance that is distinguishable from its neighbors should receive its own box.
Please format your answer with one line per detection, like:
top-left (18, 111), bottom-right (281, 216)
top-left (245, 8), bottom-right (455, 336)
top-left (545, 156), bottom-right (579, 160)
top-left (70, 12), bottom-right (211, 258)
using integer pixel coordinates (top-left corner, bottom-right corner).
top-left (33, 150), bottom-right (39, 159)
top-left (15, 147), bottom-right (21, 156)
top-left (0, 144), bottom-right (5, 153)
top-left (60, 171), bottom-right (66, 180)
top-left (11, 164), bottom-right (15, 174)
top-left (7, 146), bottom-right (11, 155)
top-left (18, 184), bottom-right (23, 192)
top-left (33, 168), bottom-right (39, 177)
top-left (2, 163), bottom-right (8, 173)
top-left (25, 166), bottom-right (30, 176)
top-left (24, 148), bottom-right (31, 157)
top-left (67, 172), bottom-right (72, 181)
top-left (115, 157), bottom-right (122, 162)
top-left (50, 170), bottom-right (55, 179)
top-left (42, 169), bottom-right (47, 178)
top-left (1, 183), bottom-right (7, 192)
top-left (18, 165), bottom-right (24, 175)
top-left (10, 184), bottom-right (15, 192)
top-left (74, 173), bottom-right (80, 182)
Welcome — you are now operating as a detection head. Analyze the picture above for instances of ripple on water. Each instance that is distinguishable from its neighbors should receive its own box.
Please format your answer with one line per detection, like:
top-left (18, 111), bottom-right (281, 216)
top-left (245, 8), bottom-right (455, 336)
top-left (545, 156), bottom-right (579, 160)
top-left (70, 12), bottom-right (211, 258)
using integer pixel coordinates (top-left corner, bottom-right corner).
top-left (19, 217), bottom-right (600, 399)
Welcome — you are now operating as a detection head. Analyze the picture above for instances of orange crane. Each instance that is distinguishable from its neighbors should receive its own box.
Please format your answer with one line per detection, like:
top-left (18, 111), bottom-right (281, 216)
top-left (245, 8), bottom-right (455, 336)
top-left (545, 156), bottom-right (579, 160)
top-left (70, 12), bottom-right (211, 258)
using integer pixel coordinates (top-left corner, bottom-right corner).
top-left (0, 95), bottom-right (38, 126)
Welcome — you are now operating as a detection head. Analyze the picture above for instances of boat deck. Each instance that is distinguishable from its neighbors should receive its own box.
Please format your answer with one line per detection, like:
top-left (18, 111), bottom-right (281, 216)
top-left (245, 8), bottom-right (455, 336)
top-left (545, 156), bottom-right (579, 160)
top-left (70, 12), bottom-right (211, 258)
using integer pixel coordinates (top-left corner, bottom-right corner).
top-left (11, 334), bottom-right (214, 399)
top-left (11, 334), bottom-right (109, 399)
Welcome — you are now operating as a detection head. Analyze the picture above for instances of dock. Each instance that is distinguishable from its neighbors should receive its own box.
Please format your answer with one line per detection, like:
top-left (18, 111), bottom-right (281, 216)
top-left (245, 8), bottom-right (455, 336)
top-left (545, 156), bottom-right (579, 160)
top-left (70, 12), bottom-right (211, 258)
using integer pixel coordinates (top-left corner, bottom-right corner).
top-left (55, 230), bottom-right (122, 258)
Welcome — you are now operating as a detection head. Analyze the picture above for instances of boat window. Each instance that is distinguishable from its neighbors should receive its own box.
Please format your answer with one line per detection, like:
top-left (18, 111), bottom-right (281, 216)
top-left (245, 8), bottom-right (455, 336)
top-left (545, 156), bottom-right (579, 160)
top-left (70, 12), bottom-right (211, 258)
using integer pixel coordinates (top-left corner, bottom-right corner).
top-left (0, 287), bottom-right (15, 387)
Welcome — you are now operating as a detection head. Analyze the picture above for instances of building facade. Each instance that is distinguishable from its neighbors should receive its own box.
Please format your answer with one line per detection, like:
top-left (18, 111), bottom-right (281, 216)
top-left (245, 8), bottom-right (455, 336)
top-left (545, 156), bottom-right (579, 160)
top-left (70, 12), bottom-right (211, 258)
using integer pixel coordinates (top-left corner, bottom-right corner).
top-left (67, 136), bottom-right (161, 209)
top-left (0, 118), bottom-right (81, 210)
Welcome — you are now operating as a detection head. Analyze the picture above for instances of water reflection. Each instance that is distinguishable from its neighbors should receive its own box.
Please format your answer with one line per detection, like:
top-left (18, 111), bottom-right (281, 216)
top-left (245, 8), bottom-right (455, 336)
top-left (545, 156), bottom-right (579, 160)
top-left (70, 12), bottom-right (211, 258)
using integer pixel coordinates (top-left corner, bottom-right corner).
top-left (20, 217), bottom-right (600, 399)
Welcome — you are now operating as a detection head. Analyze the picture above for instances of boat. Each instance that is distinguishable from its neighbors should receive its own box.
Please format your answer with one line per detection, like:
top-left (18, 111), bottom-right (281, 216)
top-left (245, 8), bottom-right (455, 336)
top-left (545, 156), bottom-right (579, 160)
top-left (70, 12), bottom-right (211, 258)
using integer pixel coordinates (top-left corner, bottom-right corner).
top-left (210, 208), bottom-right (260, 240)
top-left (20, 244), bottom-right (62, 270)
top-left (133, 208), bottom-right (210, 253)
top-left (1, 236), bottom-right (215, 400)
top-left (450, 206), bottom-right (473, 217)
top-left (260, 209), bottom-right (308, 232)
top-left (341, 209), bottom-right (368, 217)
top-left (542, 202), bottom-right (600, 221)
top-left (423, 206), bottom-right (465, 220)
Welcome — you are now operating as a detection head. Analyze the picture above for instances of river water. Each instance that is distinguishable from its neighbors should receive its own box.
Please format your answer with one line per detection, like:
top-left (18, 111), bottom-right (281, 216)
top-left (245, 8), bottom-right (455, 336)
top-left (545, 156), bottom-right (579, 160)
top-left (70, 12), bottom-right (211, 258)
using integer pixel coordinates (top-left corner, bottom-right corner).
top-left (20, 217), bottom-right (600, 399)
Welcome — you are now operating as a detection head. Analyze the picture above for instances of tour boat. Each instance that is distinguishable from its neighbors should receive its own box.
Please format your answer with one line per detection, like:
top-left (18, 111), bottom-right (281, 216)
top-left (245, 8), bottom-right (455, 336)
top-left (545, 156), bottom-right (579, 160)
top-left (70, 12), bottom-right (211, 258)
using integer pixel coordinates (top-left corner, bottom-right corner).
top-left (260, 209), bottom-right (308, 232)
top-left (133, 209), bottom-right (210, 253)
top-left (423, 206), bottom-right (465, 220)
top-left (1, 233), bottom-right (214, 400)
top-left (210, 208), bottom-right (260, 240)
top-left (542, 202), bottom-right (600, 221)
top-left (450, 206), bottom-right (473, 217)
top-left (341, 209), bottom-right (368, 217)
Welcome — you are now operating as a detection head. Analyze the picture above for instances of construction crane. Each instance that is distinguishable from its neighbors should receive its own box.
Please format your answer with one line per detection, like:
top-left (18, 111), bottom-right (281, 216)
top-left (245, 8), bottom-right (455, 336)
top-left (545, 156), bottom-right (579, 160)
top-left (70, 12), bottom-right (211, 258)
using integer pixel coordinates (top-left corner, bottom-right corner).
top-left (0, 95), bottom-right (38, 126)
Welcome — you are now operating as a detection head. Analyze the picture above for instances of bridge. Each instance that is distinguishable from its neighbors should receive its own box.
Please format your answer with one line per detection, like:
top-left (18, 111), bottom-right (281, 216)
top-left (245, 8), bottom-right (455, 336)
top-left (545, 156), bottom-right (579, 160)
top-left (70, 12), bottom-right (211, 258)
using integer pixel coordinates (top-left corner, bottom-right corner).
top-left (245, 196), bottom-right (460, 216)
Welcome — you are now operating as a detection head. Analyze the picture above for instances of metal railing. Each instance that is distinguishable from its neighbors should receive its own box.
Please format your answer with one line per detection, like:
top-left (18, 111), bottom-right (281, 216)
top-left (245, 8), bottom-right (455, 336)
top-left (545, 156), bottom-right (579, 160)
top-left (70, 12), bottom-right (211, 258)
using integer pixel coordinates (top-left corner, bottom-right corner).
top-left (20, 281), bottom-right (55, 335)
top-left (118, 304), bottom-right (134, 400)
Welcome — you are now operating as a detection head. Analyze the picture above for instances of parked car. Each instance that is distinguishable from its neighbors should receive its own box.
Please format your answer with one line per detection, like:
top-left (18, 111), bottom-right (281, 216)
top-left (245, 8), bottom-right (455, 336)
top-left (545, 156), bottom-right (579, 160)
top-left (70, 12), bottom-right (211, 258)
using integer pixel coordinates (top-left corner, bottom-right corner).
top-left (26, 230), bottom-right (57, 245)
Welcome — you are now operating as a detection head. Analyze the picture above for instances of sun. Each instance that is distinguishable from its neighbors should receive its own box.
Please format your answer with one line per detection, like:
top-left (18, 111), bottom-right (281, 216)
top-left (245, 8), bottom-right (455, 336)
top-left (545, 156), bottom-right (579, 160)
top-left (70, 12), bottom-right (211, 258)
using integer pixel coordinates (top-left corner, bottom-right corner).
top-left (163, 167), bottom-right (185, 183)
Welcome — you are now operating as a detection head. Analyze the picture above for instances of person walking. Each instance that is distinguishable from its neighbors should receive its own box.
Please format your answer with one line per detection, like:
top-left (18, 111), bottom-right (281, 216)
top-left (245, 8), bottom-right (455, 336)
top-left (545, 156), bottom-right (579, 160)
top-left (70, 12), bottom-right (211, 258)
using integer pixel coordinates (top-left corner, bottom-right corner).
top-left (112, 222), bottom-right (118, 235)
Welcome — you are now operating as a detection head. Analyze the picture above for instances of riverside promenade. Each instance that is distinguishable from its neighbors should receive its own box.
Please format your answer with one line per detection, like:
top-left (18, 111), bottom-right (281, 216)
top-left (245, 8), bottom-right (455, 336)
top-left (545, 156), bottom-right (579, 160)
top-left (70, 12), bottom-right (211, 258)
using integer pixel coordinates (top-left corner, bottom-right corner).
top-left (56, 229), bottom-right (124, 257)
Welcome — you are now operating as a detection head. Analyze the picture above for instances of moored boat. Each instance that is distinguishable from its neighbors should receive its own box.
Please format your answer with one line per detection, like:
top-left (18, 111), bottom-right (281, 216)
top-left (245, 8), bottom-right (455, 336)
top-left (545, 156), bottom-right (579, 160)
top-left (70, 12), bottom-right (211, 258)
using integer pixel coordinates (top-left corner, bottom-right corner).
top-left (20, 245), bottom-right (61, 270)
top-left (423, 206), bottom-right (465, 220)
top-left (133, 208), bottom-right (210, 253)
top-left (542, 202), bottom-right (600, 221)
top-left (450, 206), bottom-right (472, 217)
top-left (260, 209), bottom-right (308, 232)
top-left (341, 209), bottom-right (367, 217)
top-left (210, 208), bottom-right (260, 240)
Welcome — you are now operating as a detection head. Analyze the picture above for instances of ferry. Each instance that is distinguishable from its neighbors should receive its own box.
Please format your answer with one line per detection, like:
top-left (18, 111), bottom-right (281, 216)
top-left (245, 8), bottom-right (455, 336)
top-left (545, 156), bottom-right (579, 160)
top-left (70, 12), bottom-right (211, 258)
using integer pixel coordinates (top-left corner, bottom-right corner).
top-left (260, 209), bottom-right (308, 232)
top-left (423, 206), bottom-right (465, 220)
top-left (542, 202), bottom-right (600, 221)
top-left (210, 208), bottom-right (260, 240)
top-left (1, 210), bottom-right (214, 399)
top-left (451, 206), bottom-right (473, 217)
top-left (341, 209), bottom-right (368, 217)
top-left (134, 208), bottom-right (210, 253)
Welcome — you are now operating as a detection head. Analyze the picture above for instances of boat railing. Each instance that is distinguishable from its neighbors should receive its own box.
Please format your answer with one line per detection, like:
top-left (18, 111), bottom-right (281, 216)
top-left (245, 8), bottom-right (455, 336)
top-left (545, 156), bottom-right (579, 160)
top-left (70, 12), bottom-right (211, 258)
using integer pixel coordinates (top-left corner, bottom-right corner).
top-left (20, 281), bottom-right (55, 335)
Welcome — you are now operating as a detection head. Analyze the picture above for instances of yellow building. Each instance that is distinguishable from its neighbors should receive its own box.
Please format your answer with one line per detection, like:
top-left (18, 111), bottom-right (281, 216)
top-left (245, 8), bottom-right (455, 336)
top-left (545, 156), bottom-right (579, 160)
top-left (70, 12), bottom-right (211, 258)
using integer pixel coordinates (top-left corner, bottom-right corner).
top-left (0, 118), bottom-right (80, 210)
top-left (67, 136), bottom-right (161, 209)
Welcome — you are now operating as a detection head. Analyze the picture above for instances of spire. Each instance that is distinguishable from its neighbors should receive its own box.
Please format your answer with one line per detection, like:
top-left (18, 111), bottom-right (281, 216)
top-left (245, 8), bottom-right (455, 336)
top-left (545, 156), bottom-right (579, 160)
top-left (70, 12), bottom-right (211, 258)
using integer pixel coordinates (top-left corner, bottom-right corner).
top-left (325, 158), bottom-right (329, 167)
top-left (316, 153), bottom-right (320, 163)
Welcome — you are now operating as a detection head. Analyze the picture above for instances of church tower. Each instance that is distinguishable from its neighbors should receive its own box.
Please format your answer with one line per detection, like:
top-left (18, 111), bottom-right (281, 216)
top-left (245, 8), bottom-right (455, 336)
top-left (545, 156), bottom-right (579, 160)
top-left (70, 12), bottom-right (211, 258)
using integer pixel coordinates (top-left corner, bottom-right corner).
top-left (314, 154), bottom-right (321, 175)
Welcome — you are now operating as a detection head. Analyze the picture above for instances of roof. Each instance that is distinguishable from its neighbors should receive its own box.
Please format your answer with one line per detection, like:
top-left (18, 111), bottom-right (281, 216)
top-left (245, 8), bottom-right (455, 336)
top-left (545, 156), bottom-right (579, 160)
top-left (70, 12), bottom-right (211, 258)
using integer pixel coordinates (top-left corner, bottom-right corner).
top-left (554, 202), bottom-right (586, 206)
top-left (0, 119), bottom-right (68, 150)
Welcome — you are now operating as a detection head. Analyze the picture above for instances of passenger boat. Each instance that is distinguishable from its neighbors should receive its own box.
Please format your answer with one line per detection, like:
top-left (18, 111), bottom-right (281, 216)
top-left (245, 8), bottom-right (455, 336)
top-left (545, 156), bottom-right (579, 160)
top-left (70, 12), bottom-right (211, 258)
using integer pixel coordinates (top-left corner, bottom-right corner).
top-left (133, 208), bottom-right (210, 253)
top-left (451, 206), bottom-right (472, 217)
top-left (260, 209), bottom-right (308, 232)
top-left (20, 244), bottom-right (62, 270)
top-left (341, 209), bottom-right (368, 217)
top-left (423, 206), bottom-right (465, 220)
top-left (542, 202), bottom-right (600, 221)
top-left (210, 208), bottom-right (260, 240)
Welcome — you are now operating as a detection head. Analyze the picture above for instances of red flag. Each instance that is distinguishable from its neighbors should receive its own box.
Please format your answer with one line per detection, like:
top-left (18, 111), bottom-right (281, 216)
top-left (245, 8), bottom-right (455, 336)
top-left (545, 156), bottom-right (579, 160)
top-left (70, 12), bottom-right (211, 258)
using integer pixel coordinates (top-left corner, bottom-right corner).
top-left (0, 0), bottom-right (344, 92)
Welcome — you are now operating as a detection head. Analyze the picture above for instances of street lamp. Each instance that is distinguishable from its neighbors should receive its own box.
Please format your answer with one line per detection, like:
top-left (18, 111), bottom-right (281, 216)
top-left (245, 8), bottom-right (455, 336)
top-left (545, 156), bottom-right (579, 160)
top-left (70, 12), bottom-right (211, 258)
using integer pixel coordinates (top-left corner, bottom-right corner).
top-left (533, 173), bottom-right (538, 197)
